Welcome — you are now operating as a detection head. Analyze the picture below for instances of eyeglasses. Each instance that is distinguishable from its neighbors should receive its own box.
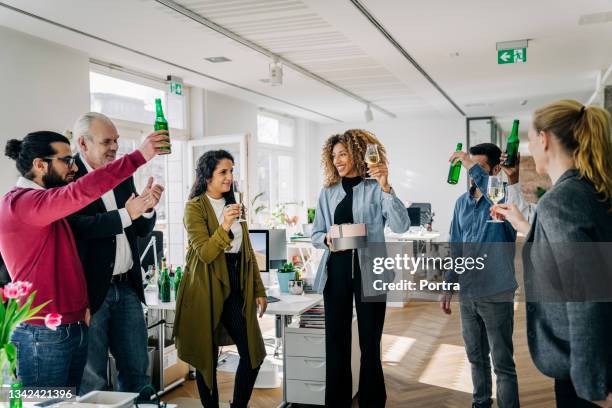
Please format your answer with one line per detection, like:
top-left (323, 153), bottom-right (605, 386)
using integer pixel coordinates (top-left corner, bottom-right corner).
top-left (43, 155), bottom-right (76, 167)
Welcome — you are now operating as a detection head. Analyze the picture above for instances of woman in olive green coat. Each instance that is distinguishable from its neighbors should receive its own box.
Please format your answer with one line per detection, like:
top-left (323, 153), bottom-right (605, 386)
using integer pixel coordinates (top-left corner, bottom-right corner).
top-left (173, 150), bottom-right (267, 408)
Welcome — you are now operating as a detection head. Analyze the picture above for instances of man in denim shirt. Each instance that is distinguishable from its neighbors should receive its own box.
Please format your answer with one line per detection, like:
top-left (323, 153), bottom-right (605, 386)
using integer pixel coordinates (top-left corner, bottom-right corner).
top-left (440, 143), bottom-right (519, 408)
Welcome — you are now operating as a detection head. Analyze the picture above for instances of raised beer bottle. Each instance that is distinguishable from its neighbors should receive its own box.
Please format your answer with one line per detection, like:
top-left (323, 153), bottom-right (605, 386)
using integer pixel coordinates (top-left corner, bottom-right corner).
top-left (503, 119), bottom-right (520, 167)
top-left (447, 142), bottom-right (463, 185)
top-left (154, 98), bottom-right (171, 154)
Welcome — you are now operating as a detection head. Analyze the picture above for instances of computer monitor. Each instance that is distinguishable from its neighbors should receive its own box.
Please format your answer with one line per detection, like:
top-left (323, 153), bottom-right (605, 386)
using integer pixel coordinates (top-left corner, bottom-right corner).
top-left (410, 202), bottom-right (432, 225)
top-left (407, 207), bottom-right (422, 226)
top-left (248, 229), bottom-right (269, 272)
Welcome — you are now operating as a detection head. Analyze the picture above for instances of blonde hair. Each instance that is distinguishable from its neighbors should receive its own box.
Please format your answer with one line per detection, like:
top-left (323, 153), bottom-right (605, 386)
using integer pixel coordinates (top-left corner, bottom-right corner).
top-left (533, 99), bottom-right (612, 205)
top-left (321, 129), bottom-right (388, 187)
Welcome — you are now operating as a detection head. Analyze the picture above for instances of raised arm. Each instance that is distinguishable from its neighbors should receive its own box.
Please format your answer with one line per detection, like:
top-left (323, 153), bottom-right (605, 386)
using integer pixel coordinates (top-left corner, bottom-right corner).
top-left (12, 132), bottom-right (167, 227)
top-left (381, 188), bottom-right (410, 233)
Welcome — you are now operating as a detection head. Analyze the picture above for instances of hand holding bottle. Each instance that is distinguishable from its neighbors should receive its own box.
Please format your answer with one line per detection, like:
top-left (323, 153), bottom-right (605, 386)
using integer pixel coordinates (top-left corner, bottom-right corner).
top-left (501, 152), bottom-right (521, 185)
top-left (448, 150), bottom-right (475, 170)
top-left (138, 130), bottom-right (170, 161)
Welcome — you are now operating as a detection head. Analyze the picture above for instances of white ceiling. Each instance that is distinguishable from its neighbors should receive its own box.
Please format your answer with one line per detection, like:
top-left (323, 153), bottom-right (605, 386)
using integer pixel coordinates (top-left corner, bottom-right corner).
top-left (1, 0), bottom-right (611, 129)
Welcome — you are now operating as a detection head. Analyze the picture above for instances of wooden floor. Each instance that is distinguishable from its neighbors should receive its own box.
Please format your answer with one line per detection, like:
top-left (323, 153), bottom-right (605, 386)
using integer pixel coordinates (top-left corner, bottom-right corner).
top-left (163, 301), bottom-right (555, 407)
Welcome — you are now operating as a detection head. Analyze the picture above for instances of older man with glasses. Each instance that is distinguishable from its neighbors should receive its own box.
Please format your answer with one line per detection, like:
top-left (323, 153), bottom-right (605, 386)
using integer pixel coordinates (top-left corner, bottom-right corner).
top-left (67, 112), bottom-right (164, 396)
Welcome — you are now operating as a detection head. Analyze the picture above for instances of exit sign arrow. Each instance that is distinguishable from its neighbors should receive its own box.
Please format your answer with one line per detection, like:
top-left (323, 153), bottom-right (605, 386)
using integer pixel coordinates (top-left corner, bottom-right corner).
top-left (498, 48), bottom-right (527, 64)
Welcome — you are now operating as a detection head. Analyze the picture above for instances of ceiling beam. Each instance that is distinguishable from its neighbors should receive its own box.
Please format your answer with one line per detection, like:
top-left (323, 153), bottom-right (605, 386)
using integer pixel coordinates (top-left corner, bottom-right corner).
top-left (349, 0), bottom-right (466, 117)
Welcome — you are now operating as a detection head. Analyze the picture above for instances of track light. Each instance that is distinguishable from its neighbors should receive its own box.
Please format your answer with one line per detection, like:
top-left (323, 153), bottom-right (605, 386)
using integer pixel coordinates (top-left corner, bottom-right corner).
top-left (364, 104), bottom-right (374, 122)
top-left (269, 57), bottom-right (283, 86)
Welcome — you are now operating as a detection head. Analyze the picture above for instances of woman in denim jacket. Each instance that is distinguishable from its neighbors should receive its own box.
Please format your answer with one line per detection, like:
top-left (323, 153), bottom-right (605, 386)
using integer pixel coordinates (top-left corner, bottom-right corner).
top-left (311, 129), bottom-right (410, 407)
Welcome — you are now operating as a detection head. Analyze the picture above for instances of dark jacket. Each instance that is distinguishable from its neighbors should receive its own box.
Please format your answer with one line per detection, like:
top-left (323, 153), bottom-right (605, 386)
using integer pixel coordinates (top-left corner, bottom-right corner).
top-left (523, 169), bottom-right (612, 401)
top-left (67, 154), bottom-right (156, 314)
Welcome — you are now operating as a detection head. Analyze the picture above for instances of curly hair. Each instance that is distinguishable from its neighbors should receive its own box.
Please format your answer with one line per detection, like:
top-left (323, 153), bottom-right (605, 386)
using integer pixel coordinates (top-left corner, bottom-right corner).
top-left (321, 129), bottom-right (388, 187)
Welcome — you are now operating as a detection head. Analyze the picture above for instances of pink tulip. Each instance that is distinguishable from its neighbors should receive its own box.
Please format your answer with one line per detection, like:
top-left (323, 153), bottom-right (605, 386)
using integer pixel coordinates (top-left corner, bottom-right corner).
top-left (44, 313), bottom-right (62, 331)
top-left (16, 281), bottom-right (33, 297)
top-left (3, 283), bottom-right (21, 299)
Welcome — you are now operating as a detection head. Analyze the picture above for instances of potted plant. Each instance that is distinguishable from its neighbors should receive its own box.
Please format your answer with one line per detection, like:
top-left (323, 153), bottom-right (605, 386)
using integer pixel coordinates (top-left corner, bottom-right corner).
top-left (289, 267), bottom-right (304, 295)
top-left (0, 281), bottom-right (62, 408)
top-left (277, 262), bottom-right (295, 294)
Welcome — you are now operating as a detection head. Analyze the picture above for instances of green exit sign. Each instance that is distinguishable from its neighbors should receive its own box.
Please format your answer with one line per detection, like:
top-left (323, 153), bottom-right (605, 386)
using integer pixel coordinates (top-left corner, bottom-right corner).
top-left (498, 48), bottom-right (527, 64)
top-left (170, 82), bottom-right (183, 96)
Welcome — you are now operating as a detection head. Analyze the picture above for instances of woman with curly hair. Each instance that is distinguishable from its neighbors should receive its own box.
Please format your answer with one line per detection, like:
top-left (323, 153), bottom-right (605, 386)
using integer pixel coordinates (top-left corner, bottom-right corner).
top-left (311, 129), bottom-right (410, 407)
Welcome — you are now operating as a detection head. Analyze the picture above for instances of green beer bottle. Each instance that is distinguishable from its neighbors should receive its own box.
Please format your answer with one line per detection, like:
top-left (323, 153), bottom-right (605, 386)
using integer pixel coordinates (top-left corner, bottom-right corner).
top-left (160, 267), bottom-right (171, 303)
top-left (154, 98), bottom-right (170, 154)
top-left (174, 266), bottom-right (183, 299)
top-left (447, 142), bottom-right (463, 184)
top-left (503, 119), bottom-right (520, 167)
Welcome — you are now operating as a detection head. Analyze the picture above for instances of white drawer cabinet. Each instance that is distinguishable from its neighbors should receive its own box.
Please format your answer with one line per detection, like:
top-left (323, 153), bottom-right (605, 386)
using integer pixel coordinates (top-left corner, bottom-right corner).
top-left (286, 356), bottom-right (326, 381)
top-left (284, 318), bottom-right (360, 405)
top-left (285, 331), bottom-right (325, 357)
top-left (287, 379), bottom-right (326, 405)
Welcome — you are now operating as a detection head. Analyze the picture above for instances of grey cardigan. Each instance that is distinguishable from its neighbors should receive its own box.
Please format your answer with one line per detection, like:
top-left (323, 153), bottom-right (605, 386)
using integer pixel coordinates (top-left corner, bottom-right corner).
top-left (523, 169), bottom-right (612, 401)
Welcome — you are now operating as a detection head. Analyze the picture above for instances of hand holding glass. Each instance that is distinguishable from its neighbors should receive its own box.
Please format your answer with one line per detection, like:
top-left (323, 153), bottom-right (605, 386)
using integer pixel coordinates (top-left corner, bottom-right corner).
top-left (233, 181), bottom-right (247, 222)
top-left (487, 175), bottom-right (505, 223)
top-left (365, 144), bottom-right (380, 180)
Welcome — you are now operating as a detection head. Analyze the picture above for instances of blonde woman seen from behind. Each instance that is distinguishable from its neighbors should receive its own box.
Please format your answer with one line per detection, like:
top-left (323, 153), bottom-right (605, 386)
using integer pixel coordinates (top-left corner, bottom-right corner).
top-left (494, 100), bottom-right (612, 408)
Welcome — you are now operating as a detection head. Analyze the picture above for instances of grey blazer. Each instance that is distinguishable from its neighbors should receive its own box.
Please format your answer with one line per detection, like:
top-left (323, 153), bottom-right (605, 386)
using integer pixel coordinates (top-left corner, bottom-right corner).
top-left (523, 169), bottom-right (612, 401)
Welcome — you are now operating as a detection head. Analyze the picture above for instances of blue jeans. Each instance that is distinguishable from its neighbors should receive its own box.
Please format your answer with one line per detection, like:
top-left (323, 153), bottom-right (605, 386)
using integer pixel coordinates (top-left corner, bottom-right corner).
top-left (11, 322), bottom-right (88, 391)
top-left (460, 291), bottom-right (519, 408)
top-left (80, 281), bottom-right (149, 395)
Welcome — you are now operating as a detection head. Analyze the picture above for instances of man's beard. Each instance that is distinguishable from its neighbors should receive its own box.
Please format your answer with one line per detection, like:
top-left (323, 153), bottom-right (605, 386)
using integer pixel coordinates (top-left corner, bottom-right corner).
top-left (42, 167), bottom-right (72, 188)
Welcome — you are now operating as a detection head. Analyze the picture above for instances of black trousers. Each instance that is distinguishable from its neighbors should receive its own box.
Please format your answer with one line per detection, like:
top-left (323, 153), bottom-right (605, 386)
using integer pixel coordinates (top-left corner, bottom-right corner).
top-left (554, 379), bottom-right (600, 408)
top-left (324, 252), bottom-right (387, 408)
top-left (196, 253), bottom-right (261, 408)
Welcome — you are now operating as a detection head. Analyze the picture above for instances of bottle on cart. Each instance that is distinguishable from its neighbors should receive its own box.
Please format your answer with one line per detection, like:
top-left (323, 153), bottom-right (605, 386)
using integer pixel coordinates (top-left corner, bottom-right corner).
top-left (160, 267), bottom-right (171, 303)
top-left (174, 266), bottom-right (183, 300)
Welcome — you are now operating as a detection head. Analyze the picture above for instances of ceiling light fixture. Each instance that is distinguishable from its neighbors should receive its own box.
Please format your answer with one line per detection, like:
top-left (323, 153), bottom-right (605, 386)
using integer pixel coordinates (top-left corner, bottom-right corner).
top-left (364, 104), bottom-right (374, 122)
top-left (204, 56), bottom-right (231, 63)
top-left (269, 57), bottom-right (283, 86)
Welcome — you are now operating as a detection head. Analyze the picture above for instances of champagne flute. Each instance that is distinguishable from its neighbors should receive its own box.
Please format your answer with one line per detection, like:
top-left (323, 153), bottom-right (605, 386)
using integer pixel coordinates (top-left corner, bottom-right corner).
top-left (233, 181), bottom-right (247, 223)
top-left (487, 175), bottom-right (505, 223)
top-left (364, 144), bottom-right (380, 180)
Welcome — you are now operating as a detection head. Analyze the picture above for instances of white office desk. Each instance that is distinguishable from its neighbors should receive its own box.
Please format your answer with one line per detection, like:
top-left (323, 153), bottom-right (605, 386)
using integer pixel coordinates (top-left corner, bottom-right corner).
top-left (264, 290), bottom-right (323, 408)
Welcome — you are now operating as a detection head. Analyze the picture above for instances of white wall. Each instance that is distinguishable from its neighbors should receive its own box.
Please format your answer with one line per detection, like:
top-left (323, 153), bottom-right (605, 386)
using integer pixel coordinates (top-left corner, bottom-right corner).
top-left (314, 115), bottom-right (467, 240)
top-left (0, 26), bottom-right (90, 194)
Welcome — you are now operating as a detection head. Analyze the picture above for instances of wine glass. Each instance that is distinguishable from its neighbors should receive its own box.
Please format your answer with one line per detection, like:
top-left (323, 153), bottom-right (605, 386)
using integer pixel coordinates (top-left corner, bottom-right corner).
top-left (364, 144), bottom-right (380, 180)
top-left (233, 181), bottom-right (247, 223)
top-left (487, 175), bottom-right (505, 223)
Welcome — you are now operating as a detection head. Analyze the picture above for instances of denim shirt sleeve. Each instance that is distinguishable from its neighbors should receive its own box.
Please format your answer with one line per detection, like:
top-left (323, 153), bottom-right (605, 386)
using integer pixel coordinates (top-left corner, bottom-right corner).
top-left (381, 188), bottom-right (410, 233)
top-left (506, 182), bottom-right (536, 224)
top-left (311, 189), bottom-right (329, 250)
top-left (468, 164), bottom-right (491, 204)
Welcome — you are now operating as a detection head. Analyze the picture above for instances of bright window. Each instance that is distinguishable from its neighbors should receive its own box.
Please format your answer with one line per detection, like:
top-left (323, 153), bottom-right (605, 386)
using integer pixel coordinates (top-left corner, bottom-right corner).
top-left (90, 71), bottom-right (185, 129)
top-left (257, 113), bottom-right (295, 147)
top-left (256, 113), bottom-right (297, 217)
